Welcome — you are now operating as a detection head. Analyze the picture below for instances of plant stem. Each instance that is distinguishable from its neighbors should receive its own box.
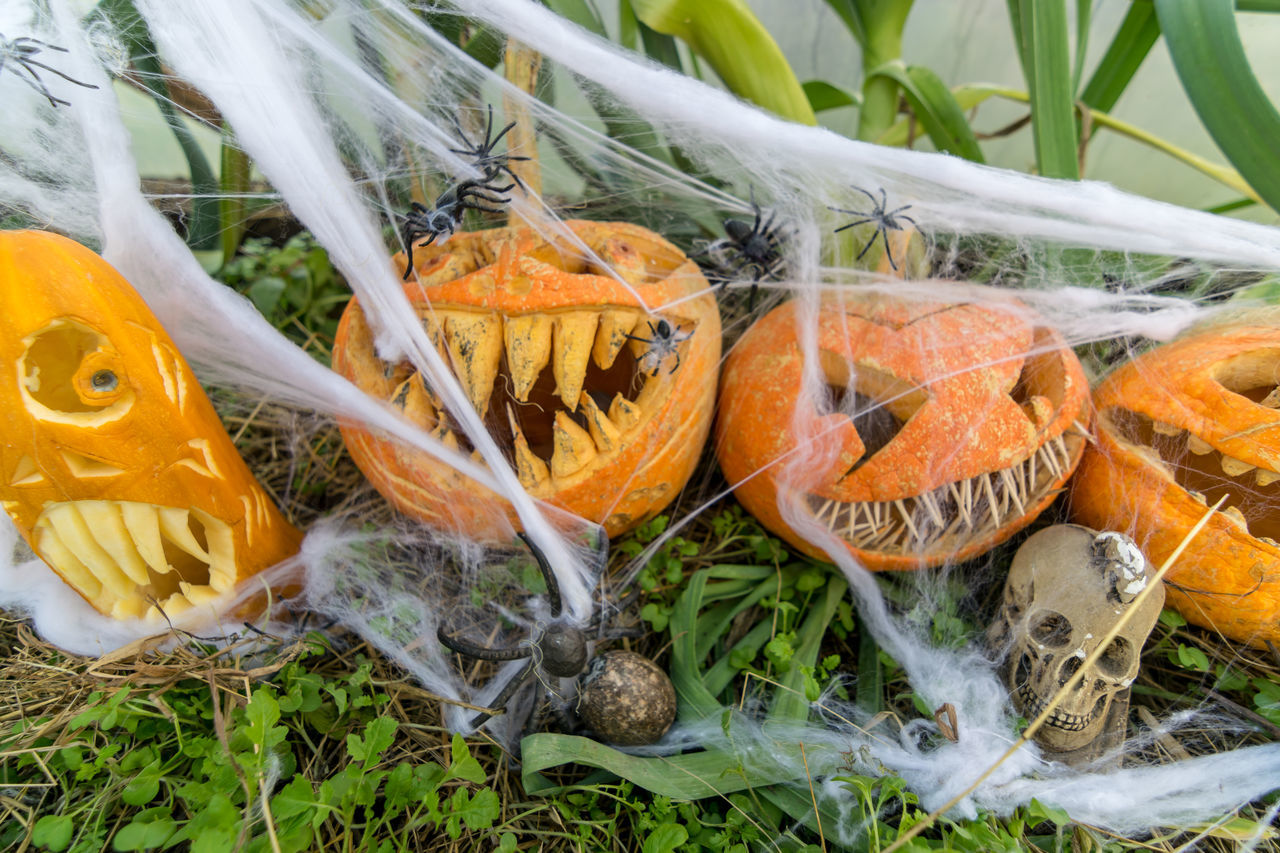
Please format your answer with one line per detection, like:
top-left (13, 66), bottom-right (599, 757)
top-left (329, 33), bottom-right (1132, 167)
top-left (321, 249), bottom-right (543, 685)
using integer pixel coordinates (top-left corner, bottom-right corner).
top-left (854, 0), bottom-right (915, 142)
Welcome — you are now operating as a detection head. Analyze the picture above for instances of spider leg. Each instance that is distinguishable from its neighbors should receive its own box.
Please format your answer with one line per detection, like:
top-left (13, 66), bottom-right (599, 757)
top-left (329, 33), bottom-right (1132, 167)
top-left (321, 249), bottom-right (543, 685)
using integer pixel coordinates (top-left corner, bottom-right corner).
top-left (855, 228), bottom-right (881, 262)
top-left (852, 185), bottom-right (880, 207)
top-left (516, 531), bottom-right (563, 618)
top-left (898, 214), bottom-right (918, 229)
top-left (460, 201), bottom-right (508, 216)
top-left (468, 657), bottom-right (538, 728)
top-left (832, 216), bottom-right (874, 234)
top-left (20, 56), bottom-right (97, 88)
top-left (884, 204), bottom-right (914, 220)
top-left (667, 348), bottom-right (682, 375)
top-left (437, 624), bottom-right (533, 662)
top-left (880, 226), bottom-right (900, 271)
top-left (9, 62), bottom-right (67, 107)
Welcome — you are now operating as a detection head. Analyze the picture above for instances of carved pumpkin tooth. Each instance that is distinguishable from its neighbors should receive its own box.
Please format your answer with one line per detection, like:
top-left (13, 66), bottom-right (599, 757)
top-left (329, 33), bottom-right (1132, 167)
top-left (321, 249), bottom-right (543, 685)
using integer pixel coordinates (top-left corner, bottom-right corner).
top-left (180, 582), bottom-right (220, 606)
top-left (158, 507), bottom-right (211, 563)
top-left (79, 500), bottom-right (152, 586)
top-left (608, 393), bottom-right (643, 431)
top-left (579, 392), bottom-right (621, 453)
top-left (44, 503), bottom-right (134, 597)
top-left (1261, 387), bottom-right (1280, 409)
top-left (443, 312), bottom-right (503, 417)
top-left (553, 311), bottom-right (598, 411)
top-left (1223, 505), bottom-right (1249, 527)
top-left (1257, 469), bottom-right (1280, 487)
top-left (121, 502), bottom-right (170, 577)
top-left (1220, 455), bottom-right (1255, 477)
top-left (593, 309), bottom-right (641, 370)
top-left (504, 313), bottom-right (553, 402)
top-left (1187, 434), bottom-right (1214, 455)
top-left (111, 599), bottom-right (148, 620)
top-left (1151, 420), bottom-right (1182, 436)
top-left (163, 593), bottom-right (194, 616)
top-left (1187, 489), bottom-right (1208, 506)
top-left (433, 427), bottom-right (460, 452)
top-left (511, 430), bottom-right (550, 490)
top-left (551, 411), bottom-right (597, 479)
top-left (390, 373), bottom-right (436, 429)
top-left (32, 518), bottom-right (102, 601)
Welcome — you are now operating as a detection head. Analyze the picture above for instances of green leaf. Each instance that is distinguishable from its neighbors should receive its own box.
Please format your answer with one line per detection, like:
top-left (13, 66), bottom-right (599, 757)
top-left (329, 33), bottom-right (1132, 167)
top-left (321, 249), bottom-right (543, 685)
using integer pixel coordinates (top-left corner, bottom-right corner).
top-left (271, 775), bottom-right (319, 821)
top-left (867, 63), bottom-right (984, 162)
top-left (1071, 0), bottom-right (1091, 93)
top-left (1156, 0), bottom-right (1280, 212)
top-left (1009, 0), bottom-right (1079, 178)
top-left (545, 0), bottom-right (606, 36)
top-left (448, 733), bottom-right (486, 784)
top-left (112, 811), bottom-right (177, 851)
top-left (630, 0), bottom-right (816, 124)
top-left (451, 786), bottom-right (500, 830)
top-left (121, 768), bottom-right (161, 806)
top-left (347, 716), bottom-right (397, 767)
top-left (643, 822), bottom-right (689, 853)
top-left (1079, 1), bottom-right (1160, 113)
top-left (802, 80), bottom-right (861, 112)
top-left (1175, 643), bottom-right (1211, 672)
top-left (1027, 797), bottom-right (1071, 826)
top-left (31, 814), bottom-right (73, 852)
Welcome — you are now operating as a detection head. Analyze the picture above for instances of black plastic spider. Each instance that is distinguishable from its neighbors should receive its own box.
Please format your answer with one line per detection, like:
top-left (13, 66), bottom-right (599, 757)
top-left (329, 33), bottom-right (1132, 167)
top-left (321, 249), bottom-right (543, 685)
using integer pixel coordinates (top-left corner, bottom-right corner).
top-left (1, 33), bottom-right (98, 108)
top-left (829, 186), bottom-right (917, 271)
top-left (694, 190), bottom-right (790, 308)
top-left (400, 177), bottom-right (513, 280)
top-left (449, 105), bottom-right (529, 188)
top-left (437, 533), bottom-right (590, 728)
top-left (625, 319), bottom-right (694, 377)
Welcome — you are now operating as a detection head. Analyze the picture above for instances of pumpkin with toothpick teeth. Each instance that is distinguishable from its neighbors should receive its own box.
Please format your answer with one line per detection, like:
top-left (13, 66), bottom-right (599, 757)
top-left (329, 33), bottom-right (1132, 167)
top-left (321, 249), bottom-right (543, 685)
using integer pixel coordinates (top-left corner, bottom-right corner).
top-left (0, 230), bottom-right (302, 623)
top-left (1070, 320), bottom-right (1280, 647)
top-left (332, 220), bottom-right (720, 539)
top-left (716, 290), bottom-right (1090, 569)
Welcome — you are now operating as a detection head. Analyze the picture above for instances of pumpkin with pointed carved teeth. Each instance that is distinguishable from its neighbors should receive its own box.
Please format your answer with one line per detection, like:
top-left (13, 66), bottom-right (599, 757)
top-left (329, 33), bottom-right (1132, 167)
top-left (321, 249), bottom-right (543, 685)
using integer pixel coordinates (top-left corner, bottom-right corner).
top-left (1070, 321), bottom-right (1280, 647)
top-left (0, 230), bottom-right (302, 622)
top-left (332, 220), bottom-right (720, 539)
top-left (716, 290), bottom-right (1090, 569)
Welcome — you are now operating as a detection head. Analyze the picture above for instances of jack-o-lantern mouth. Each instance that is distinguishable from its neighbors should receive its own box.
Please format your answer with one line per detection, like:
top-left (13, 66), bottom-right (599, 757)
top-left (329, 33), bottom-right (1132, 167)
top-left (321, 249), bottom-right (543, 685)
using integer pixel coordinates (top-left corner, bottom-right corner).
top-left (31, 500), bottom-right (235, 622)
top-left (379, 305), bottom-right (696, 492)
top-left (805, 433), bottom-right (1081, 556)
top-left (1104, 406), bottom-right (1280, 544)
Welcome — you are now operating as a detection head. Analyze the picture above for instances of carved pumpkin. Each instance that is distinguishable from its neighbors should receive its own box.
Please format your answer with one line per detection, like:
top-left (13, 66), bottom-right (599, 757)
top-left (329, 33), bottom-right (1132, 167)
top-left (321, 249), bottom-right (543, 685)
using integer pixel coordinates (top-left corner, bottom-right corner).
top-left (1070, 322), bottom-right (1280, 646)
top-left (0, 230), bottom-right (302, 622)
top-left (332, 220), bottom-right (720, 539)
top-left (716, 291), bottom-right (1090, 569)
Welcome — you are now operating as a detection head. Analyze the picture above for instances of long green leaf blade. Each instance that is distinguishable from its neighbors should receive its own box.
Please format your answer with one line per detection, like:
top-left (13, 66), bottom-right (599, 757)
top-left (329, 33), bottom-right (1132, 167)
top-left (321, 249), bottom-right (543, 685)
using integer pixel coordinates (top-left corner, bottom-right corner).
top-left (1017, 0), bottom-right (1080, 178)
top-left (869, 63), bottom-right (985, 162)
top-left (630, 0), bottom-right (817, 125)
top-left (1080, 1), bottom-right (1160, 112)
top-left (1156, 0), bottom-right (1280, 212)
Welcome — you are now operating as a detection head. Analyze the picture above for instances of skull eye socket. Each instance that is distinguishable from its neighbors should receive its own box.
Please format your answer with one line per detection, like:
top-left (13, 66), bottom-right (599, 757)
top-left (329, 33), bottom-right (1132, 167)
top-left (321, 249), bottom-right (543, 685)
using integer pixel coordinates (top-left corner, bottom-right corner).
top-left (1096, 637), bottom-right (1133, 677)
top-left (1028, 610), bottom-right (1071, 646)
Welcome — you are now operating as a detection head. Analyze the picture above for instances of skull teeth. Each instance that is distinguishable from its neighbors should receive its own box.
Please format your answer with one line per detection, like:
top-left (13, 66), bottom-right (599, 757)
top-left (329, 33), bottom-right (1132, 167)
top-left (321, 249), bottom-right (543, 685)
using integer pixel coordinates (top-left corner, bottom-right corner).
top-left (32, 500), bottom-right (234, 622)
top-left (809, 433), bottom-right (1080, 556)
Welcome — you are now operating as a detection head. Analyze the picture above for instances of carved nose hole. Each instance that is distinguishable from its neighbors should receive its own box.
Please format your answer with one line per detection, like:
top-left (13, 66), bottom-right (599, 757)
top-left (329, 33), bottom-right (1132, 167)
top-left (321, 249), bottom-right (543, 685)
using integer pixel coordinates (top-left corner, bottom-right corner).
top-left (1060, 654), bottom-right (1082, 687)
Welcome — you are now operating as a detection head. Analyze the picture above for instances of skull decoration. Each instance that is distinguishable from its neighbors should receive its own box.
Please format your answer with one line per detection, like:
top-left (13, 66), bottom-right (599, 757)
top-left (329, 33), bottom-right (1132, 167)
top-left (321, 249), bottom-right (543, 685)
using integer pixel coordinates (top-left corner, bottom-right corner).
top-left (715, 291), bottom-right (1090, 569)
top-left (989, 524), bottom-right (1164, 758)
top-left (1071, 321), bottom-right (1280, 647)
top-left (332, 220), bottom-right (720, 539)
top-left (0, 231), bottom-right (302, 623)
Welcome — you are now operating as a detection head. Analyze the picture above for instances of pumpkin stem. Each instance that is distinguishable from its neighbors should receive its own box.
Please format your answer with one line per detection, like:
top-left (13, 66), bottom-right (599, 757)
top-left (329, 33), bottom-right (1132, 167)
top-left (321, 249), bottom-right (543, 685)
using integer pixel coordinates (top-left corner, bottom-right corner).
top-left (502, 40), bottom-right (543, 210)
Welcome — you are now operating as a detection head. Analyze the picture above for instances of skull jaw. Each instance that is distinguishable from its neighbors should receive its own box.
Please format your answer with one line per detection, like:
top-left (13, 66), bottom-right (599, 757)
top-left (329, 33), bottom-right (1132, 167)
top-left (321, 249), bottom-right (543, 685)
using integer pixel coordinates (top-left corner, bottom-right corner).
top-left (1010, 654), bottom-right (1119, 753)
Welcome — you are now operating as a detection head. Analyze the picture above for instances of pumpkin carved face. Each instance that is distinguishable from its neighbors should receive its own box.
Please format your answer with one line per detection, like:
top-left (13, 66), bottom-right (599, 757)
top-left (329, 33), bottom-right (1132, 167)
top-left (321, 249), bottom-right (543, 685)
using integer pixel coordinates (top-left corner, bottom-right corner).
top-left (0, 230), bottom-right (302, 622)
top-left (332, 220), bottom-right (720, 539)
top-left (1070, 323), bottom-right (1280, 646)
top-left (716, 291), bottom-right (1090, 569)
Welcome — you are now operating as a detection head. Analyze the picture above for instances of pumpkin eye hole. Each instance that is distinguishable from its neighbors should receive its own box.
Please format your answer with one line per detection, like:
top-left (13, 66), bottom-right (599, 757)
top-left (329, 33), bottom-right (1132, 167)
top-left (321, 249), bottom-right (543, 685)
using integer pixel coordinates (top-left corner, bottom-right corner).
top-left (91, 370), bottom-right (118, 392)
top-left (1029, 610), bottom-right (1071, 646)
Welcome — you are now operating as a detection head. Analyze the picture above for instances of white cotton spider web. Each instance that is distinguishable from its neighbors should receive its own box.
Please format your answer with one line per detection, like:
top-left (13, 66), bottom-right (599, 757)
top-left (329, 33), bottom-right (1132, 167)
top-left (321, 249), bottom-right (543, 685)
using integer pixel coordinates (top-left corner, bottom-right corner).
top-left (0, 0), bottom-right (1278, 837)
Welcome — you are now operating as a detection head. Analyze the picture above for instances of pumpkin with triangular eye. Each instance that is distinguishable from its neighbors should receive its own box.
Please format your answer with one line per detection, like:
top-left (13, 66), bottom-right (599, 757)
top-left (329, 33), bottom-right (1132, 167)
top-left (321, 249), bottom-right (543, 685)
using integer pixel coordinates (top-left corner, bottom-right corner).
top-left (716, 290), bottom-right (1090, 569)
top-left (332, 220), bottom-right (720, 540)
top-left (0, 230), bottom-right (302, 623)
top-left (1071, 320), bottom-right (1280, 647)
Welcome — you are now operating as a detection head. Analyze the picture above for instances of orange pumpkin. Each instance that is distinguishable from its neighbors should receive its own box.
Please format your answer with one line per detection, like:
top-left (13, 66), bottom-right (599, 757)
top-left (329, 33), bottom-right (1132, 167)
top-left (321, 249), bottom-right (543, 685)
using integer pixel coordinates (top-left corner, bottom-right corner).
top-left (332, 220), bottom-right (720, 539)
top-left (716, 290), bottom-right (1090, 569)
top-left (0, 230), bottom-right (302, 622)
top-left (1070, 322), bottom-right (1280, 646)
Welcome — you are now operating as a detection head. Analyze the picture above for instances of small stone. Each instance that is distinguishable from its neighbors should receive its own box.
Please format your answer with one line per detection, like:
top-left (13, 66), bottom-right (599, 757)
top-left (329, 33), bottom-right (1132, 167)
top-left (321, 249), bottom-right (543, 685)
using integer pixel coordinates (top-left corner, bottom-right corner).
top-left (577, 650), bottom-right (676, 746)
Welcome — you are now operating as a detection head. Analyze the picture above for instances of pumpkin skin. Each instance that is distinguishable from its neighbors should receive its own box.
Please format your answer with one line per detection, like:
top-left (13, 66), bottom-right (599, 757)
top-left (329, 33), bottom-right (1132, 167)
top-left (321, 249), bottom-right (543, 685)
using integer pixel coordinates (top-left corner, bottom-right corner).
top-left (1070, 324), bottom-right (1280, 647)
top-left (332, 220), bottom-right (720, 539)
top-left (0, 230), bottom-right (302, 622)
top-left (716, 291), bottom-right (1090, 569)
